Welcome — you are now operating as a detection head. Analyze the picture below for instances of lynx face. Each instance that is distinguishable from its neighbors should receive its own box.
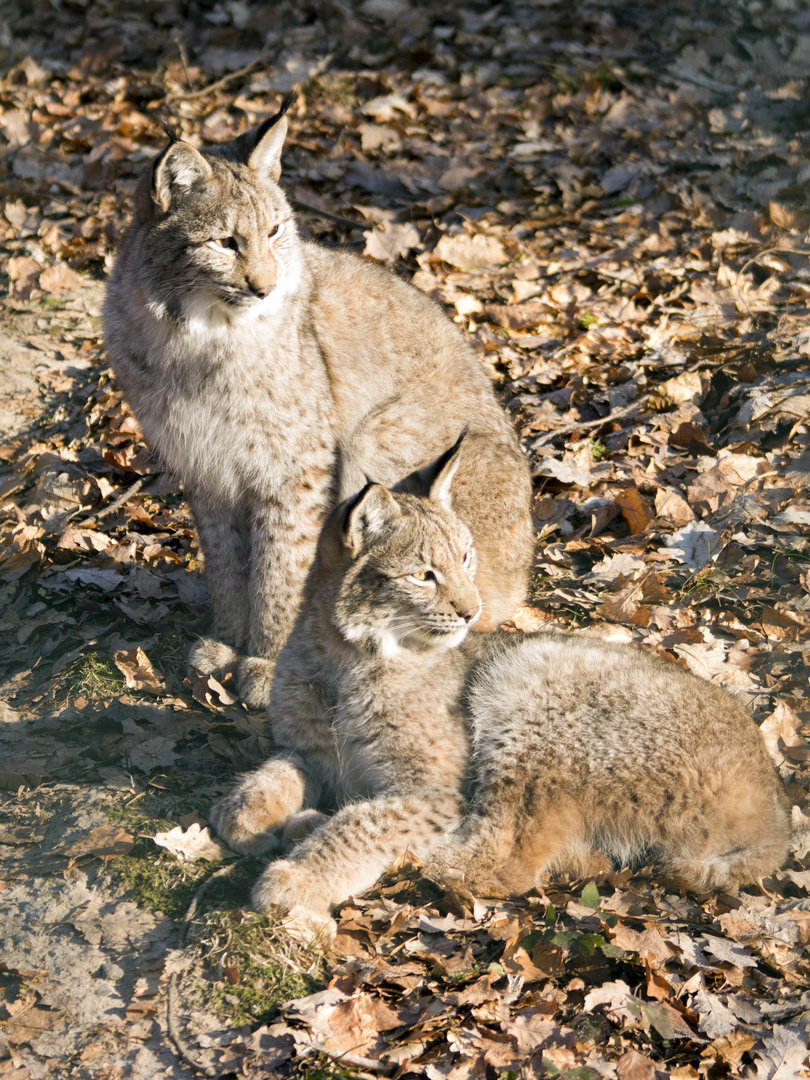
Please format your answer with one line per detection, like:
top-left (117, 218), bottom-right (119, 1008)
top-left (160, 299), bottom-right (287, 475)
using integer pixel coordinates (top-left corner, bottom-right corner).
top-left (333, 484), bottom-right (482, 659)
top-left (136, 113), bottom-right (301, 326)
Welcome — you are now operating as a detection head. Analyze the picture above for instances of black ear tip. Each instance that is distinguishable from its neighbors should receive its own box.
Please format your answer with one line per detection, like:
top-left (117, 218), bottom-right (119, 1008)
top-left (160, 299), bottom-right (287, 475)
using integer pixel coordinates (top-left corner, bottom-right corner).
top-left (149, 110), bottom-right (180, 143)
top-left (279, 90), bottom-right (297, 116)
top-left (268, 90), bottom-right (297, 128)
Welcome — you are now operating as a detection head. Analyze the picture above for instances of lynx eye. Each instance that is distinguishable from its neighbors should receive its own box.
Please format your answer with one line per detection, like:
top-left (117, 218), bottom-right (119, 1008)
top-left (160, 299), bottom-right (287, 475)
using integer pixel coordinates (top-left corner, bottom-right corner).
top-left (462, 551), bottom-right (473, 570)
top-left (268, 221), bottom-right (286, 244)
top-left (207, 236), bottom-right (238, 255)
top-left (407, 569), bottom-right (435, 586)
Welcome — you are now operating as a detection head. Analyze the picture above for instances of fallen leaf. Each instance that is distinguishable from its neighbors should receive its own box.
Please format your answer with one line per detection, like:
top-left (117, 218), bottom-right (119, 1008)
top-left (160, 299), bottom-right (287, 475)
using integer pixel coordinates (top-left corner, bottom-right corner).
top-left (433, 232), bottom-right (509, 271)
top-left (614, 488), bottom-right (655, 535)
top-left (38, 265), bottom-right (85, 292)
top-left (59, 824), bottom-right (134, 861)
top-left (153, 823), bottom-right (237, 863)
top-left (658, 522), bottom-right (721, 569)
top-left (113, 646), bottom-right (167, 694)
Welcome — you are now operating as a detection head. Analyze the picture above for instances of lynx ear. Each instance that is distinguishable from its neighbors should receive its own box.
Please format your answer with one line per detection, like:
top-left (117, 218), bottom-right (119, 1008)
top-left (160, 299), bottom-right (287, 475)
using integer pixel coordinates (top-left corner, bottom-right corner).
top-left (152, 141), bottom-right (212, 211)
top-left (415, 431), bottom-right (466, 510)
top-left (247, 116), bottom-right (287, 181)
top-left (237, 92), bottom-right (295, 180)
top-left (343, 484), bottom-right (402, 556)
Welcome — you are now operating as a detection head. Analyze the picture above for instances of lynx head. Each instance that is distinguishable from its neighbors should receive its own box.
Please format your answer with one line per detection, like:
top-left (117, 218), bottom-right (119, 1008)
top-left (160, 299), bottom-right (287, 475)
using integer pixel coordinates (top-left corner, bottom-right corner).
top-left (331, 437), bottom-right (482, 659)
top-left (131, 95), bottom-right (300, 325)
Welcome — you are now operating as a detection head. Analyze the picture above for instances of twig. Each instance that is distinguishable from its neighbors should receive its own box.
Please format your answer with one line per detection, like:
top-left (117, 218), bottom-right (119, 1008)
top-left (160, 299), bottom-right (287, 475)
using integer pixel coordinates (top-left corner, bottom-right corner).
top-left (173, 34), bottom-right (194, 92)
top-left (166, 974), bottom-right (218, 1078)
top-left (301, 1042), bottom-right (389, 1073)
top-left (291, 197), bottom-right (365, 231)
top-left (531, 398), bottom-right (649, 447)
top-left (166, 48), bottom-right (272, 101)
top-left (166, 860), bottom-right (250, 1078)
top-left (80, 476), bottom-right (149, 526)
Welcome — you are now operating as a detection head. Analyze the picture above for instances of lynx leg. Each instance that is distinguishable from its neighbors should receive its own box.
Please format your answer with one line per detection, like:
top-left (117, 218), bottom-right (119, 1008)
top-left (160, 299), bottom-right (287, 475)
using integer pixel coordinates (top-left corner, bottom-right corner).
top-left (660, 778), bottom-right (790, 891)
top-left (188, 505), bottom-right (251, 658)
top-left (240, 469), bottom-right (332, 708)
top-left (426, 796), bottom-right (593, 897)
top-left (252, 790), bottom-right (462, 924)
top-left (209, 756), bottom-right (310, 855)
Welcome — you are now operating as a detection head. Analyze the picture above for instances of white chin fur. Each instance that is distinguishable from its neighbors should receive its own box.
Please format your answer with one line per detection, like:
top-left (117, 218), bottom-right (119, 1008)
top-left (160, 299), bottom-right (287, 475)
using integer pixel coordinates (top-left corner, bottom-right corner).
top-left (393, 625), bottom-right (468, 653)
top-left (181, 260), bottom-right (302, 329)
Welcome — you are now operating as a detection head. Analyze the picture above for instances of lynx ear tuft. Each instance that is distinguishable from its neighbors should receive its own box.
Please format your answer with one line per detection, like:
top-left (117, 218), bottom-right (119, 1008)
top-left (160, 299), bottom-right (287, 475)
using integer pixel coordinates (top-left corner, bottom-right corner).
top-left (242, 92), bottom-right (296, 181)
top-left (413, 431), bottom-right (466, 510)
top-left (343, 484), bottom-right (402, 556)
top-left (152, 141), bottom-right (212, 211)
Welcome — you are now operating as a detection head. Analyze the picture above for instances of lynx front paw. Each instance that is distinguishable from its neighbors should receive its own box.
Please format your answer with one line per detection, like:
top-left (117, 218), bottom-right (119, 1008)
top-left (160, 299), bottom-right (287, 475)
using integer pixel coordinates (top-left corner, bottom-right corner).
top-left (209, 792), bottom-right (282, 856)
top-left (252, 858), bottom-right (336, 939)
top-left (189, 637), bottom-right (239, 679)
top-left (209, 758), bottom-right (307, 854)
top-left (237, 656), bottom-right (276, 709)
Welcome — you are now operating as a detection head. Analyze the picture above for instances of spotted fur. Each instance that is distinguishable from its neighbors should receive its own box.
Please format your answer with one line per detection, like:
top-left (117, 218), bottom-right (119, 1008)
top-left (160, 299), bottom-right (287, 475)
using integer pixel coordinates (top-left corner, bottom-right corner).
top-left (104, 104), bottom-right (533, 707)
top-left (210, 445), bottom-right (789, 931)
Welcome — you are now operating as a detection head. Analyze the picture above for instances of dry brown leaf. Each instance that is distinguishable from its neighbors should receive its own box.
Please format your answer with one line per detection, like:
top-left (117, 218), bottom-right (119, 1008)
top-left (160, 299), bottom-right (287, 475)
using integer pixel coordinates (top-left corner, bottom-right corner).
top-left (614, 488), bottom-right (655, 535)
top-left (759, 702), bottom-right (804, 767)
top-left (759, 605), bottom-right (810, 642)
top-left (654, 487), bottom-right (695, 526)
top-left (649, 371), bottom-right (707, 409)
top-left (598, 570), bottom-right (670, 625)
top-left (112, 646), bottom-right (167, 695)
top-left (191, 672), bottom-right (239, 709)
top-left (59, 823), bottom-right (134, 861)
top-left (38, 264), bottom-right (85, 292)
top-left (433, 232), bottom-right (509, 271)
top-left (617, 1049), bottom-right (657, 1080)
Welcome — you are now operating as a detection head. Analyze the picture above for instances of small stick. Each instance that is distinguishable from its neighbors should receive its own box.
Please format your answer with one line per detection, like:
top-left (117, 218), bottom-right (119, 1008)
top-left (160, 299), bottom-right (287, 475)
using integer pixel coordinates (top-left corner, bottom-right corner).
top-left (292, 198), bottom-right (365, 231)
top-left (165, 860), bottom-right (249, 1077)
top-left (80, 476), bottom-right (149, 526)
top-left (531, 398), bottom-right (648, 447)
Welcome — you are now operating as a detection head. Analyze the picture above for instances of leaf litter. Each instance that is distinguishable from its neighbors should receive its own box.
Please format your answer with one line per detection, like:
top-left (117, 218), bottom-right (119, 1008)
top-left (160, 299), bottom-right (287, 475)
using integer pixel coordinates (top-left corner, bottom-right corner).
top-left (1, 0), bottom-right (809, 1077)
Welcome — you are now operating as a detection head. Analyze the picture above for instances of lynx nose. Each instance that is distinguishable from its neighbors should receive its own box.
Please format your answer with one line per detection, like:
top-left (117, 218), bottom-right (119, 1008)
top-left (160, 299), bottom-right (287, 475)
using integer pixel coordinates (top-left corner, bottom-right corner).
top-left (247, 278), bottom-right (273, 298)
top-left (461, 604), bottom-right (481, 625)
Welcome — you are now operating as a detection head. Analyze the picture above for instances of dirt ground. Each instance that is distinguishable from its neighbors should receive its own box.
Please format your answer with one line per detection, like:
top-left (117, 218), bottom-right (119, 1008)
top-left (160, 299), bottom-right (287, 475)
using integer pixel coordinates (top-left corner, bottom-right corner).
top-left (1, 1), bottom-right (809, 1078)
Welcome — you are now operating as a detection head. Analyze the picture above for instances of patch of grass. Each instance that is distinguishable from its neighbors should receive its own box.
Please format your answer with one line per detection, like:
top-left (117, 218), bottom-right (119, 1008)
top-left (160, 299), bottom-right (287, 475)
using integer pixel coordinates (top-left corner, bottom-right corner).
top-left (148, 628), bottom-right (196, 687)
top-left (589, 436), bottom-right (608, 461)
top-left (59, 647), bottom-right (122, 701)
top-left (103, 836), bottom-right (212, 920)
top-left (194, 907), bottom-right (326, 1028)
top-left (102, 787), bottom-right (253, 920)
top-left (679, 566), bottom-right (719, 597)
top-left (578, 312), bottom-right (597, 329)
top-left (299, 1056), bottom-right (362, 1080)
top-left (559, 605), bottom-right (589, 626)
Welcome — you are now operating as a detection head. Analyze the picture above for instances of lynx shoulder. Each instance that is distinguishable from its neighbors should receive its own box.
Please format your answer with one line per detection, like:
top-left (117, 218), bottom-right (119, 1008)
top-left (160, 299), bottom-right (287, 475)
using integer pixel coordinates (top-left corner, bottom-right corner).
top-left (209, 440), bottom-right (789, 930)
top-left (104, 98), bottom-right (533, 708)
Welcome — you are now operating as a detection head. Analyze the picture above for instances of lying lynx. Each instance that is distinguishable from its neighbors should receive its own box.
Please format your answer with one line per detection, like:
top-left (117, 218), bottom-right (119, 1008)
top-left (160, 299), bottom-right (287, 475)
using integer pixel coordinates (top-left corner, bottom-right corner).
top-left (210, 441), bottom-right (789, 927)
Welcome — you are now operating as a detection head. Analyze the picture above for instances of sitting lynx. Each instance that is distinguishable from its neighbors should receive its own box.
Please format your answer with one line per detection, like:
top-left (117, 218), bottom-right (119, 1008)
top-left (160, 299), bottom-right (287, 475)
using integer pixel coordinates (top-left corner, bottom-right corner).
top-left (211, 441), bottom-right (790, 928)
top-left (104, 96), bottom-right (533, 708)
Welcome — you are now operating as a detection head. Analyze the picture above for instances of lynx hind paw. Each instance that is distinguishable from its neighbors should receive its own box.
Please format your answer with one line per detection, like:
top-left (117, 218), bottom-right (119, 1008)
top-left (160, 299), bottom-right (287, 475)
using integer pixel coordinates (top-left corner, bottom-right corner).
top-left (423, 840), bottom-right (504, 898)
top-left (280, 809), bottom-right (329, 848)
top-left (237, 656), bottom-right (276, 710)
top-left (189, 637), bottom-right (239, 678)
top-left (252, 859), bottom-right (336, 940)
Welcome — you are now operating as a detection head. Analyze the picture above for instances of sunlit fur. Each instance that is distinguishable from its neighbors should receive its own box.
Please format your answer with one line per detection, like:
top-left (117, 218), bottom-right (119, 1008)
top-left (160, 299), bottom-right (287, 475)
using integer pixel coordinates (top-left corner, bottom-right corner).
top-left (104, 111), bottom-right (534, 708)
top-left (209, 451), bottom-right (789, 932)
